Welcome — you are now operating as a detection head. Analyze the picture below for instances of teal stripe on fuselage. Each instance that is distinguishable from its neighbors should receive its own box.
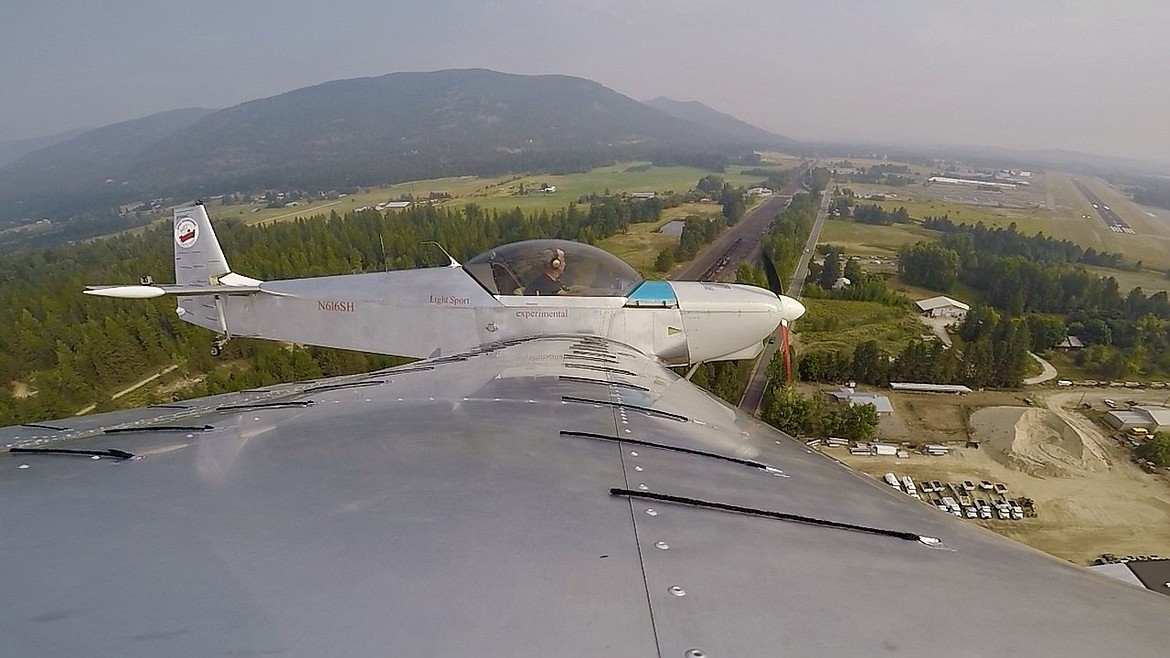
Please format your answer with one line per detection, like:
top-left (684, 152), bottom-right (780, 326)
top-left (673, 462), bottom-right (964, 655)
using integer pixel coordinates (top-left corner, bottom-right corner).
top-left (625, 280), bottom-right (677, 307)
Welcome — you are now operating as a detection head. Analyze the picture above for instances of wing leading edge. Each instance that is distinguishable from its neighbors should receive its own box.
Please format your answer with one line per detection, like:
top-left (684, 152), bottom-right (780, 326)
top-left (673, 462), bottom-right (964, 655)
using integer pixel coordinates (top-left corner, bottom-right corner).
top-left (2, 337), bottom-right (1168, 656)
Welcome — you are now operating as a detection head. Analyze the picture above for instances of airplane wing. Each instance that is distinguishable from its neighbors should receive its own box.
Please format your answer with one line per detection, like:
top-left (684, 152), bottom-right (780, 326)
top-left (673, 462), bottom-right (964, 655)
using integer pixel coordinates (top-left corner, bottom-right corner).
top-left (3, 336), bottom-right (1168, 656)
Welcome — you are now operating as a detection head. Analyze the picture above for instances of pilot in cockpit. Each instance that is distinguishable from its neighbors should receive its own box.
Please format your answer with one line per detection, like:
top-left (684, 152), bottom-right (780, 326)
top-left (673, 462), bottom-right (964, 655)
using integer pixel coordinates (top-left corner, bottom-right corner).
top-left (525, 248), bottom-right (569, 295)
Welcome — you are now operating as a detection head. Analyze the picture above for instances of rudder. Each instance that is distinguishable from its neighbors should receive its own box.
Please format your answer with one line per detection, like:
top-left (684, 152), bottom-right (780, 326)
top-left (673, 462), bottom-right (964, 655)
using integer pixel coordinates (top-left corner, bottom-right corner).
top-left (174, 203), bottom-right (231, 286)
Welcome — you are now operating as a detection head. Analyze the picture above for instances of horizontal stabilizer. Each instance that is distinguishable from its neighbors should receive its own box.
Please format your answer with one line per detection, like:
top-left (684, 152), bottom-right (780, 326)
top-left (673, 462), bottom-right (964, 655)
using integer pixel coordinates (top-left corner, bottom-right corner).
top-left (84, 284), bottom-right (261, 299)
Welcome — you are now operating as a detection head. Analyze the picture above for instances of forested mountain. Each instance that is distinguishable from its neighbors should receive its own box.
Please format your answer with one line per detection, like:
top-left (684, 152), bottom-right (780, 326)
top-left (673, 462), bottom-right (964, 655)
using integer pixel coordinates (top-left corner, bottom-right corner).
top-left (0, 108), bottom-right (217, 221)
top-left (0, 128), bottom-right (90, 168)
top-left (0, 70), bottom-right (769, 223)
top-left (643, 97), bottom-right (792, 147)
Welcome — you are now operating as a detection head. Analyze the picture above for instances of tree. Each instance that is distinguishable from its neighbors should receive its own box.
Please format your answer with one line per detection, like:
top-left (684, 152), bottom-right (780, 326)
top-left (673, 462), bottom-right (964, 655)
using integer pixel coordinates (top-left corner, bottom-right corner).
top-left (654, 248), bottom-right (675, 272)
top-left (843, 257), bottom-right (863, 283)
top-left (763, 386), bottom-right (811, 436)
top-left (957, 305), bottom-right (1001, 343)
top-left (720, 184), bottom-right (746, 223)
top-left (797, 350), bottom-right (851, 383)
top-left (898, 241), bottom-right (960, 292)
top-left (696, 175), bottom-right (725, 196)
top-left (806, 167), bottom-right (831, 195)
top-left (735, 262), bottom-right (767, 289)
top-left (836, 403), bottom-right (879, 441)
top-left (1025, 314), bottom-right (1066, 353)
top-left (1138, 432), bottom-right (1170, 467)
top-left (819, 246), bottom-right (841, 290)
top-left (851, 340), bottom-right (888, 385)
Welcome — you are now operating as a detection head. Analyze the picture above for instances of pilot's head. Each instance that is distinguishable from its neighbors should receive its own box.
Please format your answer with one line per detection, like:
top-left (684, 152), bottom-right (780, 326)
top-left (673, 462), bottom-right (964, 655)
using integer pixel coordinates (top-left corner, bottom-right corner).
top-left (544, 248), bottom-right (566, 275)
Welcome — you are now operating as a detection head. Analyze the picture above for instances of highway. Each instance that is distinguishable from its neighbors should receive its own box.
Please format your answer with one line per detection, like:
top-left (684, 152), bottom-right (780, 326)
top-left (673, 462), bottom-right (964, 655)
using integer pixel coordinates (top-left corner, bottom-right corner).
top-left (670, 193), bottom-right (790, 282)
top-left (670, 167), bottom-right (809, 283)
top-left (738, 182), bottom-right (832, 416)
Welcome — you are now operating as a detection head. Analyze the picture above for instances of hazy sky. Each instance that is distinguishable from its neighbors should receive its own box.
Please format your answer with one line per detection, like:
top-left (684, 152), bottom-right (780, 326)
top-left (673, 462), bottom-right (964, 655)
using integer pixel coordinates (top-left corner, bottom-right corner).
top-left (3, 1), bottom-right (1168, 161)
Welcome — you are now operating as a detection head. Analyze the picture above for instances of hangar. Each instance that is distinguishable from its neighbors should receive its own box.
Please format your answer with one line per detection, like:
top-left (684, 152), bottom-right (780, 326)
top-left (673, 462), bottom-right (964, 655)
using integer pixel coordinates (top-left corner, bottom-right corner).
top-left (1103, 405), bottom-right (1170, 432)
top-left (916, 296), bottom-right (970, 319)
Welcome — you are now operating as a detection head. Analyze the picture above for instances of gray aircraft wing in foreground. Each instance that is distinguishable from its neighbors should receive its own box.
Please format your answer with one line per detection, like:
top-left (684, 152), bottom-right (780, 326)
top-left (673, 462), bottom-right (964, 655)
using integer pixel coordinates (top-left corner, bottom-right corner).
top-left (3, 205), bottom-right (1170, 656)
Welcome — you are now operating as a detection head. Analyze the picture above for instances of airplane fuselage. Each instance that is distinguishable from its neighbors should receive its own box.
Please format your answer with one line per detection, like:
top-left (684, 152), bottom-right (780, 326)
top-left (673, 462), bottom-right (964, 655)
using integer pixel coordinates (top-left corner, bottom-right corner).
top-left (180, 266), bottom-right (791, 366)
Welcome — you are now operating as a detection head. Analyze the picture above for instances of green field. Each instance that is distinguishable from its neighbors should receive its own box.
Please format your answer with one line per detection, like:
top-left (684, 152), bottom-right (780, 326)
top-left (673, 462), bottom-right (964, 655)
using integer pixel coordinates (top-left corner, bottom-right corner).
top-left (817, 217), bottom-right (940, 257)
top-left (207, 175), bottom-right (516, 226)
top-left (830, 157), bottom-right (935, 178)
top-left (794, 298), bottom-right (926, 355)
top-left (864, 194), bottom-right (1056, 234)
top-left (756, 153), bottom-right (808, 171)
top-left (1079, 264), bottom-right (1170, 295)
top-left (839, 171), bottom-right (1170, 273)
top-left (433, 162), bottom-right (786, 213)
top-left (595, 202), bottom-right (724, 277)
top-left (208, 162), bottom-right (791, 224)
top-left (864, 194), bottom-right (1170, 274)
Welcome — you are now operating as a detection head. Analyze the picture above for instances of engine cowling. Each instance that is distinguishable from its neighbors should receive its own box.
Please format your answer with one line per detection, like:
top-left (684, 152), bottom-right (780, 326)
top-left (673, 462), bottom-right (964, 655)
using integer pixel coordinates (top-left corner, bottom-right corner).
top-left (668, 281), bottom-right (805, 363)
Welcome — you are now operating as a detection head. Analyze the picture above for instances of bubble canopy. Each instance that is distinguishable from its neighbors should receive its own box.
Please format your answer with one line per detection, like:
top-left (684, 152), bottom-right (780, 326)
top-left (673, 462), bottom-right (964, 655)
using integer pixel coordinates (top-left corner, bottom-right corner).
top-left (464, 239), bottom-right (643, 297)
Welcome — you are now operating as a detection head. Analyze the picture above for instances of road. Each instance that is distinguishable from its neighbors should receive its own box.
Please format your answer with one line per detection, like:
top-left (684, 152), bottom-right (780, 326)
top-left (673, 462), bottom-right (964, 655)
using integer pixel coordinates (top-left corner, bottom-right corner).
top-left (255, 200), bottom-right (345, 226)
top-left (74, 364), bottom-right (179, 416)
top-left (738, 184), bottom-right (833, 415)
top-left (786, 184), bottom-right (832, 297)
top-left (1024, 352), bottom-right (1058, 386)
top-left (670, 166), bottom-right (809, 283)
top-left (670, 194), bottom-right (790, 282)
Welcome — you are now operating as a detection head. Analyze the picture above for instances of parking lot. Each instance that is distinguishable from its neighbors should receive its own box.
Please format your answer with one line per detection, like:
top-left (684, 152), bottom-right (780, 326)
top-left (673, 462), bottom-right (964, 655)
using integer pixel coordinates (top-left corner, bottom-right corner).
top-left (832, 435), bottom-right (1170, 565)
top-left (879, 471), bottom-right (1034, 522)
top-left (812, 439), bottom-right (1038, 524)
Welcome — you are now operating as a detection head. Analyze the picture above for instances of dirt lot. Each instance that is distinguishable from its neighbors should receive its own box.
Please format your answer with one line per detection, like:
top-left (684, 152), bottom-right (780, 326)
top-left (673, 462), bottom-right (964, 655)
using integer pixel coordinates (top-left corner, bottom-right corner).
top-left (831, 387), bottom-right (1170, 564)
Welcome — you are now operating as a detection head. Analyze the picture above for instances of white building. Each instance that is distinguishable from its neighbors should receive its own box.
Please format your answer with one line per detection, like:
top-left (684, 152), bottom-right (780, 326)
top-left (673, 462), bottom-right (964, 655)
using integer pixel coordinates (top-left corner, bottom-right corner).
top-left (916, 296), bottom-right (970, 319)
top-left (927, 176), bottom-right (1018, 190)
top-left (1104, 406), bottom-right (1170, 432)
top-left (827, 388), bottom-right (894, 415)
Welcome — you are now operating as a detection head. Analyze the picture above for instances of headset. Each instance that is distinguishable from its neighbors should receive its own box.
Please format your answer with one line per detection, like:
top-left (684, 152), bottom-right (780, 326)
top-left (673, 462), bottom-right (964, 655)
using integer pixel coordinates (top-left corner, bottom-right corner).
top-left (548, 248), bottom-right (565, 270)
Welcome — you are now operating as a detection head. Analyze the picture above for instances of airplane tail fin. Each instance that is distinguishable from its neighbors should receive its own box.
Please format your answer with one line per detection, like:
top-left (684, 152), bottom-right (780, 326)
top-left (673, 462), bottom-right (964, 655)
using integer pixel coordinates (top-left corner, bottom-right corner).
top-left (85, 203), bottom-right (262, 339)
top-left (174, 203), bottom-right (232, 286)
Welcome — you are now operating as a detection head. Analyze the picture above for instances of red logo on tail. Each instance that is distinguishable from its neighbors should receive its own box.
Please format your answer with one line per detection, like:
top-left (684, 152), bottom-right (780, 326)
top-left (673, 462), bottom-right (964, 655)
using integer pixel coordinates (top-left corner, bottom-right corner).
top-left (175, 218), bottom-right (198, 248)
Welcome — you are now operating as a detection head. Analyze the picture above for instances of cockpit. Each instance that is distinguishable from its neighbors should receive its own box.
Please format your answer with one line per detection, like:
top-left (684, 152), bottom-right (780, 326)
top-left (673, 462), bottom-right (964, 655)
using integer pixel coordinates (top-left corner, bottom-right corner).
top-left (464, 239), bottom-right (644, 297)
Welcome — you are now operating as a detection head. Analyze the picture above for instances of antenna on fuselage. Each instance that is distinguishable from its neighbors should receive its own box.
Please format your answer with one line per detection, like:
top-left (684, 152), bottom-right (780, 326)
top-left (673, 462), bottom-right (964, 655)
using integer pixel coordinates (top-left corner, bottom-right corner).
top-left (422, 241), bottom-right (461, 268)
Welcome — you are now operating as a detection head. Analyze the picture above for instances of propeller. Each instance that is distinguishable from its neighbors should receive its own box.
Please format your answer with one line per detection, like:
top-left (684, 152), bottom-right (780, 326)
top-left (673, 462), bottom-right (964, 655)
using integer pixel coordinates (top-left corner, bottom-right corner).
top-left (759, 247), bottom-right (784, 297)
top-left (760, 249), bottom-right (793, 384)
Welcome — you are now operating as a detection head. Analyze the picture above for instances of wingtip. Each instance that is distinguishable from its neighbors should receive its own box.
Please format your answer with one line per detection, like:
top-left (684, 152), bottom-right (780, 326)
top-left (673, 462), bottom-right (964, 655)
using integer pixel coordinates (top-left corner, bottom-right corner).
top-left (83, 285), bottom-right (166, 299)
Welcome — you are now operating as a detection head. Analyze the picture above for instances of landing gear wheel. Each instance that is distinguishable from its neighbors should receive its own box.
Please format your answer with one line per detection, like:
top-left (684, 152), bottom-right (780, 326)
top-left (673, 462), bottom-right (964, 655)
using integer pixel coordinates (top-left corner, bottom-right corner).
top-left (210, 345), bottom-right (222, 357)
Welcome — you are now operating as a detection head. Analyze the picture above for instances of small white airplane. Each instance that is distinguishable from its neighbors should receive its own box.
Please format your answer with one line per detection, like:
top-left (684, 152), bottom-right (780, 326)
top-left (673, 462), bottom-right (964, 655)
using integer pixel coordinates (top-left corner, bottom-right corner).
top-left (86, 203), bottom-right (806, 364)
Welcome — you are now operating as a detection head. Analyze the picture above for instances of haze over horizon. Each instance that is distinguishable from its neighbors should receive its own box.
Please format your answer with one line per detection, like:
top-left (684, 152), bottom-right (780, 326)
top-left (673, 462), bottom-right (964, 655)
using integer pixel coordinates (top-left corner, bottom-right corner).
top-left (3, 1), bottom-right (1168, 163)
